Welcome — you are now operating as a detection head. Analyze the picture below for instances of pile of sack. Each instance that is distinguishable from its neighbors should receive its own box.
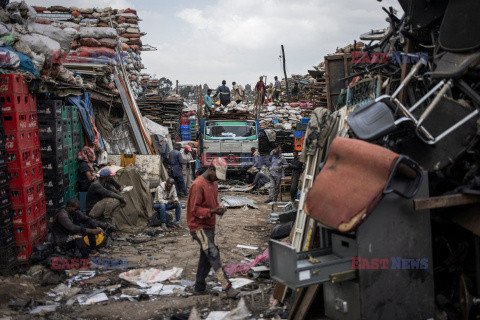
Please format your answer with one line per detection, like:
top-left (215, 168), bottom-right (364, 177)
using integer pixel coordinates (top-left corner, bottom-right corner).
top-left (259, 103), bottom-right (312, 129)
top-left (0, 1), bottom-right (147, 95)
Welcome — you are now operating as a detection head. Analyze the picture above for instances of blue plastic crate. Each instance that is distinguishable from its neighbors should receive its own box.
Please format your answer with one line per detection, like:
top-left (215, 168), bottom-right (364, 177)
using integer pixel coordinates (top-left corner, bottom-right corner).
top-left (294, 130), bottom-right (304, 138)
top-left (180, 125), bottom-right (190, 132)
top-left (180, 132), bottom-right (191, 141)
top-left (301, 118), bottom-right (310, 124)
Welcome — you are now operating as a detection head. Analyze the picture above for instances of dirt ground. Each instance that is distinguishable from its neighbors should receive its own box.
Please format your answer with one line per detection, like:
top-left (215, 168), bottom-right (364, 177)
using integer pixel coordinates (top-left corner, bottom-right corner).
top-left (0, 190), bottom-right (290, 319)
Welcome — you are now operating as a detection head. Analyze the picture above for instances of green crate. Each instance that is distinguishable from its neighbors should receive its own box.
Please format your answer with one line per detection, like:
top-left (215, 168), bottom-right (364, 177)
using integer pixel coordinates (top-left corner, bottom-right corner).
top-left (68, 159), bottom-right (75, 173)
top-left (61, 105), bottom-right (70, 119)
top-left (67, 145), bottom-right (73, 159)
top-left (68, 172), bottom-right (77, 184)
top-left (63, 160), bottom-right (69, 174)
top-left (66, 119), bottom-right (72, 132)
top-left (71, 118), bottom-right (80, 130)
top-left (71, 105), bottom-right (79, 119)
top-left (63, 133), bottom-right (72, 146)
top-left (64, 187), bottom-right (75, 201)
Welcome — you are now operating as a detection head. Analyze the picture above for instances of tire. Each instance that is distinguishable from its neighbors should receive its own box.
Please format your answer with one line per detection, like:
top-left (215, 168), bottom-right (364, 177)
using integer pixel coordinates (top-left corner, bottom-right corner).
top-left (271, 221), bottom-right (294, 240)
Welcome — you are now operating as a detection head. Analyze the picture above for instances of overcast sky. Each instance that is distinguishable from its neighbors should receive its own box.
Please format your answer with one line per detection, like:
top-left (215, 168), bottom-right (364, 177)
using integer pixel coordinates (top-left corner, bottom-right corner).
top-left (25, 0), bottom-right (400, 87)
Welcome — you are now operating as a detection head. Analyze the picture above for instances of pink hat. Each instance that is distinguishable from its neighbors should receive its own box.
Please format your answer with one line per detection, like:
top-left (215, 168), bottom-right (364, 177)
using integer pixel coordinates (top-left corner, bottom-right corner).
top-left (185, 145), bottom-right (192, 151)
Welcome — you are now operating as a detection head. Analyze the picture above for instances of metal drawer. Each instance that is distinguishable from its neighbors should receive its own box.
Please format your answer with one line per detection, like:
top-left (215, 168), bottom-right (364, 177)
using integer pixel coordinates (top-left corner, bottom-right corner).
top-left (269, 234), bottom-right (356, 288)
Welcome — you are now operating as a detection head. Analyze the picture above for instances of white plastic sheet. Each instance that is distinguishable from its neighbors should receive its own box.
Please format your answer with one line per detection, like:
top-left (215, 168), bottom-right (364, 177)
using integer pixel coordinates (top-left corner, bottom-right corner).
top-left (118, 267), bottom-right (183, 286)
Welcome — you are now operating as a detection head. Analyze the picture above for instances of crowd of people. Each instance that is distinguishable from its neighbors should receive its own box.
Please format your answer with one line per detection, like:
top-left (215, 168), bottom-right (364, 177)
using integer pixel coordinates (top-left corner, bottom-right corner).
top-left (203, 76), bottom-right (299, 115)
top-left (50, 138), bottom-right (303, 300)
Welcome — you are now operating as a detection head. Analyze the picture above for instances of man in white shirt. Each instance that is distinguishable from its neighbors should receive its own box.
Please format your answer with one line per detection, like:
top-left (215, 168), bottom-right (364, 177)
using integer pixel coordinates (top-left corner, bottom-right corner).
top-left (153, 178), bottom-right (181, 229)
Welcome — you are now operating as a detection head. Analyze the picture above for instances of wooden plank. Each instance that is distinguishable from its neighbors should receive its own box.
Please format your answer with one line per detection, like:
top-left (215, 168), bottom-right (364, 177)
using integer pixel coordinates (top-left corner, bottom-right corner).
top-left (292, 285), bottom-right (321, 320)
top-left (287, 288), bottom-right (305, 320)
top-left (414, 193), bottom-right (480, 210)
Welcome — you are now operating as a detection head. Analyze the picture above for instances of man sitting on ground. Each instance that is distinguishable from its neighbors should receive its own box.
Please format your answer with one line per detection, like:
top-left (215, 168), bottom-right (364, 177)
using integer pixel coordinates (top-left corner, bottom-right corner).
top-left (86, 168), bottom-right (126, 230)
top-left (52, 198), bottom-right (102, 258)
top-left (153, 178), bottom-right (181, 229)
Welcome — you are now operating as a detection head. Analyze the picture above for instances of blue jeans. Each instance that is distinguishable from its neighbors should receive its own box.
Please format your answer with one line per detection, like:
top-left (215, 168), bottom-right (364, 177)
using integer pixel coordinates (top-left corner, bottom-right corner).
top-left (174, 174), bottom-right (188, 196)
top-left (79, 192), bottom-right (87, 212)
top-left (153, 203), bottom-right (181, 224)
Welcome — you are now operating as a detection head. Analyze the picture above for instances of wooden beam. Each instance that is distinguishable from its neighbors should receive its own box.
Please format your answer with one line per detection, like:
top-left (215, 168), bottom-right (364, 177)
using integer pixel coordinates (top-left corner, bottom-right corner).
top-left (414, 193), bottom-right (480, 211)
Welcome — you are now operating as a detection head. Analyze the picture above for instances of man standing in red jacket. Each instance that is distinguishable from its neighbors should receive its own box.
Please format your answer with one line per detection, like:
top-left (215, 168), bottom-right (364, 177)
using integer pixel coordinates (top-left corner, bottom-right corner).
top-left (187, 157), bottom-right (240, 298)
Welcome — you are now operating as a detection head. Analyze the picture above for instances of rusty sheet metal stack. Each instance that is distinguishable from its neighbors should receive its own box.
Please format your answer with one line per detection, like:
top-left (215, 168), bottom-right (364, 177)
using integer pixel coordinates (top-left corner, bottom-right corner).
top-left (137, 95), bottom-right (184, 139)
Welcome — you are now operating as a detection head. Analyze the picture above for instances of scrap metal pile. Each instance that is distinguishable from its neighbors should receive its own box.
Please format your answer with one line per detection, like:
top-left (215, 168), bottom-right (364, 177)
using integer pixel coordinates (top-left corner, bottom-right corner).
top-left (301, 1), bottom-right (480, 318)
top-left (280, 72), bottom-right (327, 109)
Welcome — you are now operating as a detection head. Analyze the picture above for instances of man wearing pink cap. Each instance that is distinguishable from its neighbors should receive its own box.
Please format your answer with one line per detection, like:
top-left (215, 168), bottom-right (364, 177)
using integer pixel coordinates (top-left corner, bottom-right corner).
top-left (181, 145), bottom-right (194, 192)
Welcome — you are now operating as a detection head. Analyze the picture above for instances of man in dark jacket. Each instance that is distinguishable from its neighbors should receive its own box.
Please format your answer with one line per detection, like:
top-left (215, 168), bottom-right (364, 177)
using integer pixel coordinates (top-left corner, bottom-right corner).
top-left (169, 143), bottom-right (188, 196)
top-left (213, 80), bottom-right (231, 107)
top-left (52, 198), bottom-right (102, 258)
top-left (288, 150), bottom-right (304, 202)
top-left (86, 168), bottom-right (126, 229)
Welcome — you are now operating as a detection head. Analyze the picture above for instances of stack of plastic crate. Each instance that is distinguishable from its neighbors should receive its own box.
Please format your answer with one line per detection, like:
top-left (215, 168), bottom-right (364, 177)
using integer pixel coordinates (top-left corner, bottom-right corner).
top-left (38, 99), bottom-right (65, 219)
top-left (189, 118), bottom-right (197, 140)
top-left (0, 79), bottom-right (17, 275)
top-left (69, 105), bottom-right (80, 201)
top-left (1, 74), bottom-right (46, 265)
top-left (62, 105), bottom-right (78, 202)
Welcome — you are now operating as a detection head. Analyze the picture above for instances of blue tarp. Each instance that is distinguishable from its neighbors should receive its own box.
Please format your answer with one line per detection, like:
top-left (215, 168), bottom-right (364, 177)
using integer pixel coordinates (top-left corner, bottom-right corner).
top-left (68, 93), bottom-right (105, 148)
top-left (0, 46), bottom-right (39, 76)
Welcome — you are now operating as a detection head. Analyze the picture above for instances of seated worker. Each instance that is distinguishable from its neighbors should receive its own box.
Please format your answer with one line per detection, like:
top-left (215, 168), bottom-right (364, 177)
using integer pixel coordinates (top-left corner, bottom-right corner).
top-left (52, 198), bottom-right (102, 258)
top-left (153, 178), bottom-right (181, 229)
top-left (251, 168), bottom-right (270, 188)
top-left (86, 168), bottom-right (126, 229)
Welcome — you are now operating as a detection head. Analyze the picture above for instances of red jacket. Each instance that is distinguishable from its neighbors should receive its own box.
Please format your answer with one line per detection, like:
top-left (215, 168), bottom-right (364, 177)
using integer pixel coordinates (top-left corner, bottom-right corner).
top-left (187, 176), bottom-right (219, 232)
top-left (255, 81), bottom-right (266, 92)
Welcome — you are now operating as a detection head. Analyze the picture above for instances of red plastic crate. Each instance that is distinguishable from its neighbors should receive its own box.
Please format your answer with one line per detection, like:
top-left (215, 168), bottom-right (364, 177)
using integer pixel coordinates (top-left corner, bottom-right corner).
top-left (0, 74), bottom-right (28, 94)
top-left (34, 198), bottom-right (46, 220)
top-left (6, 148), bottom-right (35, 169)
top-left (4, 129), bottom-right (39, 151)
top-left (0, 94), bottom-right (29, 113)
top-left (37, 214), bottom-right (47, 235)
top-left (34, 179), bottom-right (45, 201)
top-left (9, 184), bottom-right (36, 207)
top-left (11, 203), bottom-right (35, 225)
top-left (13, 218), bottom-right (39, 243)
top-left (7, 164), bottom-right (36, 188)
top-left (32, 147), bottom-right (41, 166)
top-left (27, 94), bottom-right (36, 112)
top-left (2, 112), bottom-right (29, 131)
top-left (16, 237), bottom-right (42, 263)
top-left (27, 112), bottom-right (38, 131)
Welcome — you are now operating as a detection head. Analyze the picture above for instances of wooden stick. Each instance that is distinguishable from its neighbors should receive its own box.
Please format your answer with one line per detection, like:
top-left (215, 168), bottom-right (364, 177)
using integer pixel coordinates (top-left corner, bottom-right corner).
top-left (414, 193), bottom-right (480, 210)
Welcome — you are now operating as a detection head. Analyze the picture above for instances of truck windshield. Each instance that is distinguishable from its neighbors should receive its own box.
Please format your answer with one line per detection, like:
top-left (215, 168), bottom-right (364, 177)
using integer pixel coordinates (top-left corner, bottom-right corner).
top-left (205, 121), bottom-right (256, 140)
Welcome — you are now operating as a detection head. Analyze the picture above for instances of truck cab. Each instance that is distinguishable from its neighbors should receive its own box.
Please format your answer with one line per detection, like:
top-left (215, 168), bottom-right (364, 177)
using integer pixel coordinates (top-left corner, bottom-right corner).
top-left (200, 117), bottom-right (259, 171)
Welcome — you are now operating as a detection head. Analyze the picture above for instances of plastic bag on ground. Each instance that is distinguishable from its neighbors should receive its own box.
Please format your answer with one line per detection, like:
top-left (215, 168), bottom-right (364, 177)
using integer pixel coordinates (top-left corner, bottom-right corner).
top-left (118, 267), bottom-right (183, 286)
